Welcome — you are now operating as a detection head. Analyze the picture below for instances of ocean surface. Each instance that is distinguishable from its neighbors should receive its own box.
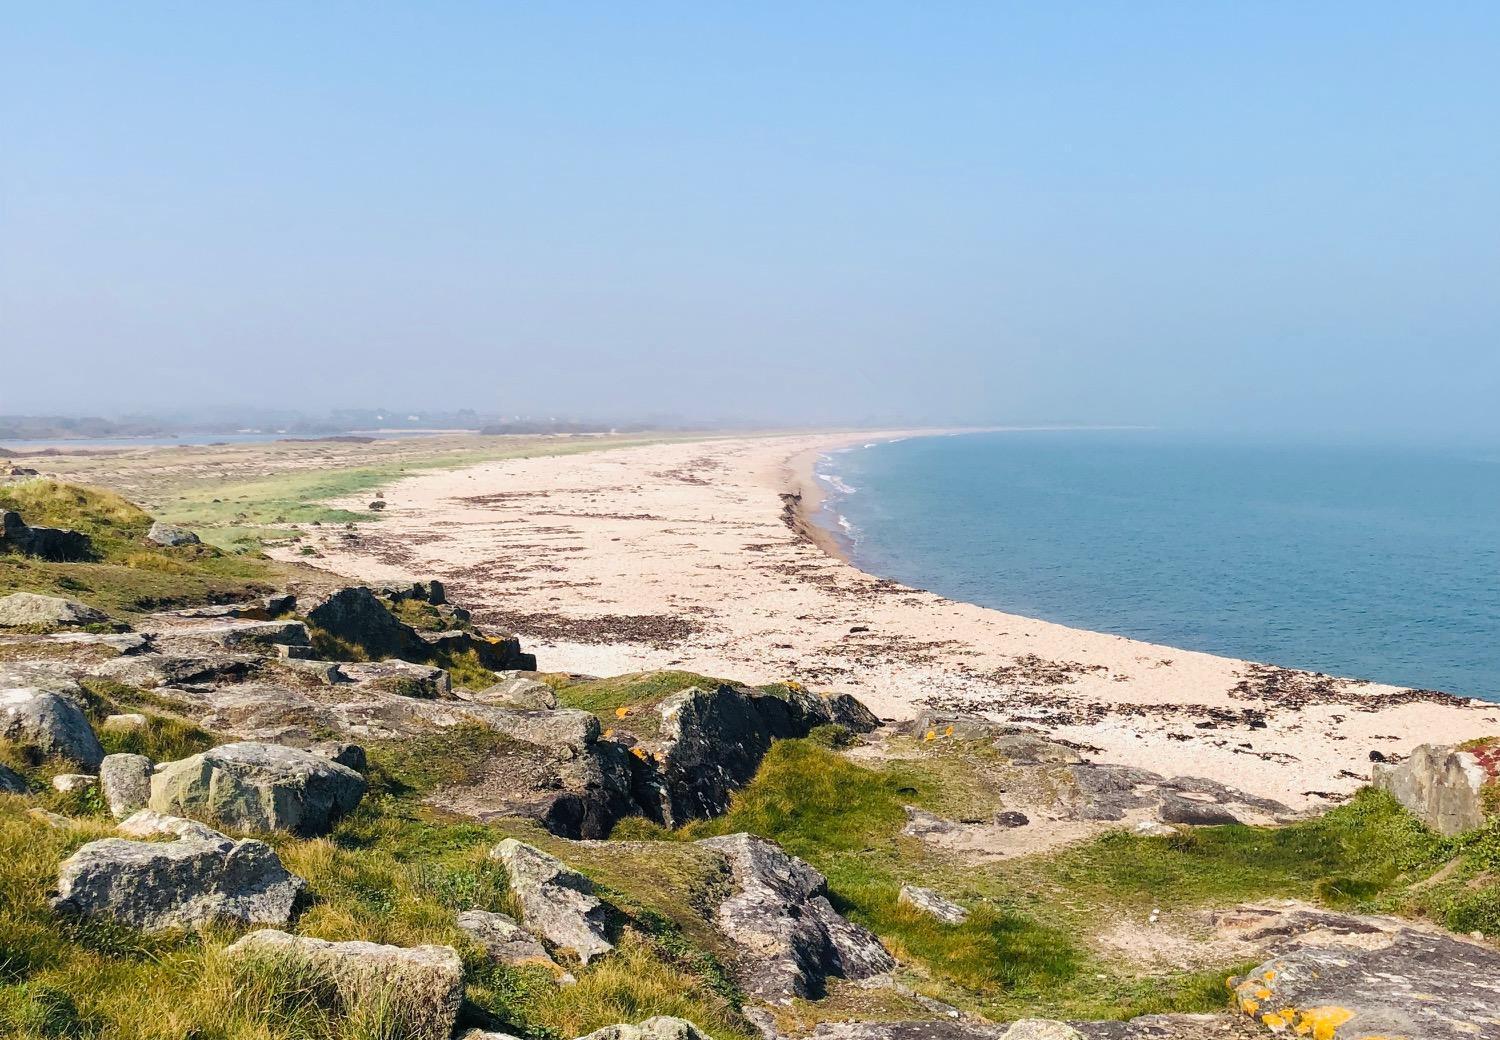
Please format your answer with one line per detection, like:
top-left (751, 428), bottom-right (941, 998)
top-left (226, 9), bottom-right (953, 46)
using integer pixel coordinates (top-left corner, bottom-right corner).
top-left (817, 431), bottom-right (1500, 699)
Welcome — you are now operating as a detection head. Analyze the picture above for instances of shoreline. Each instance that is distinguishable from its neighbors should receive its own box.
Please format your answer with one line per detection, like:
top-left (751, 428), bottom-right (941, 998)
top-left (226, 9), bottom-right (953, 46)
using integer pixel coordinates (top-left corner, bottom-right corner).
top-left (260, 430), bottom-right (1500, 813)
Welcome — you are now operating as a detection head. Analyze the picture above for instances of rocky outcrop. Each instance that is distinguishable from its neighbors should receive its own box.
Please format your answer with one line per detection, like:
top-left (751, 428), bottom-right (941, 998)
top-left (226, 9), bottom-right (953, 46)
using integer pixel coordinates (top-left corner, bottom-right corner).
top-left (224, 930), bottom-right (464, 1040)
top-left (1223, 903), bottom-right (1500, 1037)
top-left (0, 593), bottom-right (109, 630)
top-left (305, 586), bottom-right (423, 659)
top-left (577, 1019), bottom-right (711, 1040)
top-left (897, 885), bottom-right (969, 924)
top-left (696, 832), bottom-right (893, 1002)
top-left (490, 839), bottom-right (614, 963)
top-left (52, 833), bottom-right (304, 930)
top-left (809, 1017), bottom-right (1262, 1040)
top-left (1061, 763), bottom-right (1290, 826)
top-left (117, 808), bottom-right (229, 842)
top-left (339, 660), bottom-right (452, 699)
top-left (145, 521), bottom-right (200, 547)
top-left (630, 683), bottom-right (882, 827)
top-left (456, 908), bottom-right (559, 969)
top-left (468, 675), bottom-right (558, 710)
top-left (1, 510), bottom-right (92, 561)
top-left (1373, 741), bottom-right (1494, 836)
top-left (1, 683), bottom-right (104, 769)
top-left (150, 741), bottom-right (366, 836)
top-left (99, 753), bottom-right (153, 818)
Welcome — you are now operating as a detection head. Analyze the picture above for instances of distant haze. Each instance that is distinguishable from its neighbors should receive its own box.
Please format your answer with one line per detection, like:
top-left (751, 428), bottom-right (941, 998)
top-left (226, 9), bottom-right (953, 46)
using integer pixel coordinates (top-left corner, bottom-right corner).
top-left (3, 5), bottom-right (1498, 438)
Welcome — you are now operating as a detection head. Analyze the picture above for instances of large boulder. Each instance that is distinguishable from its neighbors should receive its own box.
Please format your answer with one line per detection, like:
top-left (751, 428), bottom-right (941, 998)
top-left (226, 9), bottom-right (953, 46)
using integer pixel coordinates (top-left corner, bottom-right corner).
top-left (490, 839), bottom-right (613, 963)
top-left (150, 741), bottom-right (366, 836)
top-left (1373, 742), bottom-right (1494, 836)
top-left (631, 684), bottom-right (880, 827)
top-left (696, 832), bottom-right (894, 1002)
top-left (0, 593), bottom-right (108, 630)
top-left (304, 587), bottom-right (423, 660)
top-left (51, 834), bottom-right (304, 930)
top-left (576, 1019), bottom-right (711, 1040)
top-left (1, 510), bottom-right (92, 561)
top-left (1225, 904), bottom-right (1500, 1038)
top-left (145, 520), bottom-right (200, 547)
top-left (224, 930), bottom-right (463, 1040)
top-left (1, 684), bottom-right (104, 769)
top-left (99, 753), bottom-right (153, 819)
top-left (117, 808), bottom-right (229, 842)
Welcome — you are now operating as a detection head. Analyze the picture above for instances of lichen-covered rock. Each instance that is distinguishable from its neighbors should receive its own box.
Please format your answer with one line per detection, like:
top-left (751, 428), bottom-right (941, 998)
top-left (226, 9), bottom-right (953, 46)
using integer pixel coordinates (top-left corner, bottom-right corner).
top-left (456, 908), bottom-right (558, 969)
top-left (145, 521), bottom-right (200, 547)
top-left (117, 808), bottom-right (228, 842)
top-left (696, 832), bottom-right (894, 1002)
top-left (576, 1018), bottom-right (712, 1040)
top-left (1373, 742), bottom-right (1493, 836)
top-left (52, 834), bottom-right (304, 930)
top-left (0, 592), bottom-right (108, 629)
top-left (1063, 764), bottom-right (1289, 826)
top-left (51, 772), bottom-right (95, 792)
top-left (1, 684), bottom-right (104, 769)
top-left (809, 1015), bottom-right (1259, 1040)
top-left (1223, 903), bottom-right (1500, 1038)
top-left (898, 885), bottom-right (969, 924)
top-left (100, 753), bottom-right (153, 818)
top-left (166, 620), bottom-right (312, 652)
top-left (102, 713), bottom-right (148, 732)
top-left (150, 741), bottom-right (366, 836)
top-left (224, 930), bottom-right (463, 1040)
top-left (339, 659), bottom-right (452, 699)
top-left (490, 839), bottom-right (613, 963)
top-left (469, 675), bottom-right (558, 710)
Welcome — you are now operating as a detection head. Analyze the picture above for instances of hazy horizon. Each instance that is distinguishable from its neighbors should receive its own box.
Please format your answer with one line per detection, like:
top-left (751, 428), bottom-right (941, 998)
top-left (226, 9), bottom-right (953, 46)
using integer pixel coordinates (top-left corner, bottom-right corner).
top-left (4, 5), bottom-right (1498, 438)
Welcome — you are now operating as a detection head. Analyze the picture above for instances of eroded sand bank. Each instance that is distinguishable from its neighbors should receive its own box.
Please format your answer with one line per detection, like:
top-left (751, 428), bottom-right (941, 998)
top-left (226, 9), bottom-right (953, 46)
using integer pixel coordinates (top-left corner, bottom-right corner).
top-left (270, 432), bottom-right (1500, 810)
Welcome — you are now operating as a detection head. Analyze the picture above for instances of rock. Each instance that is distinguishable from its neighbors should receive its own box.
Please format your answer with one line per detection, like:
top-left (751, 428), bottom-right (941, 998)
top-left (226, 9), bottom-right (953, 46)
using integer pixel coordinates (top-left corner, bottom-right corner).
top-left (696, 832), bottom-right (894, 1002)
top-left (1373, 742), bottom-right (1493, 836)
top-left (339, 659), bottom-right (452, 699)
top-left (810, 1016), bottom-right (1259, 1040)
top-left (117, 808), bottom-right (228, 842)
top-left (304, 586), bottom-right (422, 660)
top-left (998, 1026), bottom-right (1081, 1040)
top-left (167, 620), bottom-right (311, 652)
top-left (368, 500), bottom-right (387, 510)
top-left (0, 592), bottom-right (109, 629)
top-left (1, 510), bottom-right (92, 561)
top-left (994, 811), bottom-right (1030, 828)
top-left (150, 741), bottom-right (366, 836)
top-left (1225, 904), bottom-right (1500, 1038)
top-left (0, 630), bottom-right (150, 657)
top-left (1157, 796), bottom-right (1242, 826)
top-left (145, 520), bottom-right (200, 547)
top-left (456, 908), bottom-right (558, 968)
top-left (491, 839), bottom-right (613, 963)
top-left (461, 1032), bottom-right (524, 1040)
top-left (991, 733), bottom-right (1084, 765)
top-left (100, 753), bottom-right (153, 818)
top-left (468, 675), bottom-right (558, 710)
top-left (909, 712), bottom-right (1025, 742)
top-left (313, 742), bottom-right (367, 772)
top-left (902, 805), bottom-right (960, 838)
top-left (1, 684), bottom-right (104, 769)
top-left (418, 628), bottom-right (536, 671)
top-left (575, 1019), bottom-right (711, 1040)
top-left (102, 713), bottom-right (148, 732)
top-left (0, 762), bottom-right (25, 794)
top-left (1063, 764), bottom-right (1288, 825)
top-left (898, 885), bottom-right (969, 924)
top-left (91, 652), bottom-right (253, 689)
top-left (1132, 820), bottom-right (1179, 838)
top-left (631, 683), bottom-right (880, 827)
top-left (51, 773), bottom-right (95, 792)
top-left (52, 834), bottom-right (304, 930)
top-left (224, 930), bottom-right (463, 1040)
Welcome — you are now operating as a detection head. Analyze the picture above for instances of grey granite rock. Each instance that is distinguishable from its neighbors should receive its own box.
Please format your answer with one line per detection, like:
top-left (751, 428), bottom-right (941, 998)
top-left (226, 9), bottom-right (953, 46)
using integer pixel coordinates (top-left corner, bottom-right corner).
top-left (0, 592), bottom-right (108, 629)
top-left (145, 521), bottom-right (200, 547)
top-left (898, 885), bottom-right (969, 924)
top-left (100, 753), bottom-right (153, 818)
top-left (1373, 742), bottom-right (1493, 836)
top-left (490, 839), bottom-right (613, 963)
top-left (1, 683), bottom-right (104, 769)
top-left (150, 741), bottom-right (366, 836)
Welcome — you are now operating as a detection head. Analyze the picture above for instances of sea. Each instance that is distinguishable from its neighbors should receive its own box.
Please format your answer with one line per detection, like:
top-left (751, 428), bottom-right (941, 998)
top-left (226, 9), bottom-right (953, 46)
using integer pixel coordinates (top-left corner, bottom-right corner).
top-left (816, 430), bottom-right (1500, 700)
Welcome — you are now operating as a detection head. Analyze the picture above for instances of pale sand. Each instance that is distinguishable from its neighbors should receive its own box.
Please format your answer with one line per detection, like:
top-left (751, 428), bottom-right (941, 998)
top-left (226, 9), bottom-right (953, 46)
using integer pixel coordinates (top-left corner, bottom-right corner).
top-left (269, 432), bottom-right (1500, 811)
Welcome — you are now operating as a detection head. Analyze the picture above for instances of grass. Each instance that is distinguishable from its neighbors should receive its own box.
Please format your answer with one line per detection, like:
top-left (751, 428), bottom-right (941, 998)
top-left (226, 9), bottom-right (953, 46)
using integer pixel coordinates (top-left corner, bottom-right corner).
top-left (0, 481), bottom-right (300, 620)
top-left (553, 672), bottom-right (732, 739)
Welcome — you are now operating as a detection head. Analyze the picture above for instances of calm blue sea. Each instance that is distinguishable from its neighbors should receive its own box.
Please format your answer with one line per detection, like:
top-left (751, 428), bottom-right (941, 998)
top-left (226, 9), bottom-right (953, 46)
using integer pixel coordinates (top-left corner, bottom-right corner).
top-left (818, 431), bottom-right (1500, 699)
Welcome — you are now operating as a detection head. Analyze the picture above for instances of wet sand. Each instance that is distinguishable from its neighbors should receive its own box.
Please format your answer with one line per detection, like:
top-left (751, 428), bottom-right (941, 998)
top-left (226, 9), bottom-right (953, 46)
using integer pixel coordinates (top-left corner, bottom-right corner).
top-left (267, 431), bottom-right (1500, 811)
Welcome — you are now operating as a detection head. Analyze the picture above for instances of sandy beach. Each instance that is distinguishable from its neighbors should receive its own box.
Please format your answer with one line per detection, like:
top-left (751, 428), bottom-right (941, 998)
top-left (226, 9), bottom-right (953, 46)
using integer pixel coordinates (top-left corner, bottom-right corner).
top-left (268, 431), bottom-right (1500, 811)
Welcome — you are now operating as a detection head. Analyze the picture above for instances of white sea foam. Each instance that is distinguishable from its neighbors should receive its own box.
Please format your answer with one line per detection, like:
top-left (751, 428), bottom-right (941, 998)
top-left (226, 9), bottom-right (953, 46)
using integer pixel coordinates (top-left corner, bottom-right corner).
top-left (818, 472), bottom-right (857, 495)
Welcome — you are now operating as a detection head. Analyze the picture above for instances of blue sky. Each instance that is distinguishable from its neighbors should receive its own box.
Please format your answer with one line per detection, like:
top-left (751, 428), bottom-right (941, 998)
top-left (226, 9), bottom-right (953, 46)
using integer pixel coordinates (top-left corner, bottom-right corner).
top-left (3, 4), bottom-right (1498, 434)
